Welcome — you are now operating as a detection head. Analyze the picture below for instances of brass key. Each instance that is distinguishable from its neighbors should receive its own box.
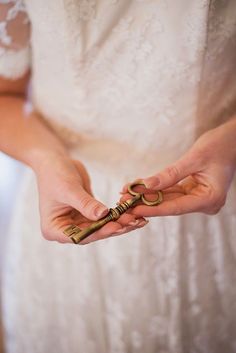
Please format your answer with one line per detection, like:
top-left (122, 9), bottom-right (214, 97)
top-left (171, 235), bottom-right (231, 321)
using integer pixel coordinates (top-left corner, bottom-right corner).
top-left (63, 181), bottom-right (163, 244)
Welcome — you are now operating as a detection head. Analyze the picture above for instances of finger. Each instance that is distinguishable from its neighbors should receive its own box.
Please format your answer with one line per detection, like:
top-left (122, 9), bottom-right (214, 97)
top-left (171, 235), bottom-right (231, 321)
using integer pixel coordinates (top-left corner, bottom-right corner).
top-left (114, 211), bottom-right (146, 226)
top-left (125, 194), bottom-right (207, 217)
top-left (81, 219), bottom-right (149, 244)
top-left (55, 210), bottom-right (146, 244)
top-left (120, 177), bottom-right (145, 194)
top-left (58, 214), bottom-right (147, 244)
top-left (53, 218), bottom-right (122, 245)
top-left (78, 221), bottom-right (122, 244)
top-left (119, 189), bottom-right (184, 205)
top-left (84, 214), bottom-right (147, 242)
top-left (141, 151), bottom-right (200, 190)
top-left (84, 181), bottom-right (95, 197)
top-left (69, 185), bottom-right (109, 221)
top-left (72, 159), bottom-right (93, 193)
top-left (70, 209), bottom-right (89, 223)
top-left (110, 219), bottom-right (149, 238)
top-left (81, 173), bottom-right (94, 197)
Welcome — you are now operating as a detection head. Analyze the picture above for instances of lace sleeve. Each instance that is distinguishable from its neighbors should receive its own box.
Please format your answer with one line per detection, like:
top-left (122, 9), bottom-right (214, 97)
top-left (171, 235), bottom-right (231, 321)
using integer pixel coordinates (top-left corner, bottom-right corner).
top-left (0, 0), bottom-right (30, 79)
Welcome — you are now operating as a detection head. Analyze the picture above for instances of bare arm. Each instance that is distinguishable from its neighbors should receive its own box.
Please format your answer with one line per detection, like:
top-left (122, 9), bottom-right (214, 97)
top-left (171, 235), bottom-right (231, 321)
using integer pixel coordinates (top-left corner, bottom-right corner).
top-left (0, 2), bottom-right (145, 244)
top-left (0, 74), bottom-right (68, 172)
top-left (0, 76), bottom-right (146, 243)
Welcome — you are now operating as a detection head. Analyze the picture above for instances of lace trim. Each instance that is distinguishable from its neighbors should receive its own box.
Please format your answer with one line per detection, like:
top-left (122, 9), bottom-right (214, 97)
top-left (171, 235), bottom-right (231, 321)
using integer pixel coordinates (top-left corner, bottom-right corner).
top-left (0, 0), bottom-right (28, 47)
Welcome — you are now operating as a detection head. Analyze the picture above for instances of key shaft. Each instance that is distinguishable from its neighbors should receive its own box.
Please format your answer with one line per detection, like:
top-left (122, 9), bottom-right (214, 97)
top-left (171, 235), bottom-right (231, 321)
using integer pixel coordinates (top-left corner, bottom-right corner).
top-left (64, 194), bottom-right (141, 244)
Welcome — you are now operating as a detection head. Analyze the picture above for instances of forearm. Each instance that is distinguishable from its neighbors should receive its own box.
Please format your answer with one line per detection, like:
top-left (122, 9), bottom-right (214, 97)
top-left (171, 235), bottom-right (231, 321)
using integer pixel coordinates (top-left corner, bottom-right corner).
top-left (0, 95), bottom-right (68, 171)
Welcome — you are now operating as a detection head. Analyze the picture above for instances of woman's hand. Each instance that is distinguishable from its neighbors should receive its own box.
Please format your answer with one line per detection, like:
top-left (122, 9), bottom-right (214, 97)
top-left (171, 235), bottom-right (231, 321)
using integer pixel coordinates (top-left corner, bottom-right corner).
top-left (0, 76), bottom-right (147, 244)
top-left (119, 119), bottom-right (236, 217)
top-left (36, 155), bottom-right (148, 244)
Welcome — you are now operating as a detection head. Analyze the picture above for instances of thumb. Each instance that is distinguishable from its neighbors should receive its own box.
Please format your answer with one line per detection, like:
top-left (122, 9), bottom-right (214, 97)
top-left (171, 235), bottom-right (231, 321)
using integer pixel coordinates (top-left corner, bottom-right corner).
top-left (70, 186), bottom-right (109, 221)
top-left (143, 151), bottom-right (197, 190)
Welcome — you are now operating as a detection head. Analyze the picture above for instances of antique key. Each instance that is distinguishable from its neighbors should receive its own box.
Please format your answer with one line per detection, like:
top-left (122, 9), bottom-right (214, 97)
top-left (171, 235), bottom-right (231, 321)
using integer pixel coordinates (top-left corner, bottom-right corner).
top-left (63, 181), bottom-right (163, 244)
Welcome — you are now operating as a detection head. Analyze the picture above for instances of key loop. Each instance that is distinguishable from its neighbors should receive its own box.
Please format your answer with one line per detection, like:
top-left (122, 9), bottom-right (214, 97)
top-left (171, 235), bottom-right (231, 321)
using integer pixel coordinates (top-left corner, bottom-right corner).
top-left (127, 181), bottom-right (163, 206)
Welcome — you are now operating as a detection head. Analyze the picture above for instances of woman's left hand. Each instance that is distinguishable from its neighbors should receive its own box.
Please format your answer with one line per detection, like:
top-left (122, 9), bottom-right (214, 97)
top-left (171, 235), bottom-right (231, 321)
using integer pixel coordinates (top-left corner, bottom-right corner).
top-left (119, 119), bottom-right (236, 217)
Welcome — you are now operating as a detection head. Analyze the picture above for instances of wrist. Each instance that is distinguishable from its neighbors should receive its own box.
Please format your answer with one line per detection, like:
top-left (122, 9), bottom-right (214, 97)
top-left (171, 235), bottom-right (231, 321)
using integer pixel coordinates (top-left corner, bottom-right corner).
top-left (202, 117), bottom-right (236, 165)
top-left (28, 148), bottom-right (70, 175)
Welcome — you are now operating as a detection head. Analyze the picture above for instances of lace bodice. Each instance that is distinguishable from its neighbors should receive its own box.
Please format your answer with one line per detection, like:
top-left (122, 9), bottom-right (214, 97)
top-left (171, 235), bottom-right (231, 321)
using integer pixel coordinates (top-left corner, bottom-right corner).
top-left (1, 1), bottom-right (236, 152)
top-left (1, 1), bottom-right (236, 169)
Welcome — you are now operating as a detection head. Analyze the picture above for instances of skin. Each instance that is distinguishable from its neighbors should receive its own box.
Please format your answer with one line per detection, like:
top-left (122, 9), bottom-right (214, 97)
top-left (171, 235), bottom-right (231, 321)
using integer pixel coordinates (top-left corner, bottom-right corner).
top-left (0, 74), bottom-right (147, 245)
top-left (119, 119), bottom-right (236, 218)
top-left (1, 75), bottom-right (235, 245)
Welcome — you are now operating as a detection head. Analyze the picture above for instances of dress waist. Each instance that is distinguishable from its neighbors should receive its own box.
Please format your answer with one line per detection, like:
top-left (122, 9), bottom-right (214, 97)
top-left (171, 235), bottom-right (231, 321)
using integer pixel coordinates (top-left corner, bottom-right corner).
top-left (42, 117), bottom-right (174, 180)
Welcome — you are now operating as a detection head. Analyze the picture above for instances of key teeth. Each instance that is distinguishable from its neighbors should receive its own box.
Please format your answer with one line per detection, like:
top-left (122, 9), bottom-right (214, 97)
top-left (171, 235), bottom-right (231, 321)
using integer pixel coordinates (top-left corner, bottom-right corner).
top-left (63, 224), bottom-right (81, 238)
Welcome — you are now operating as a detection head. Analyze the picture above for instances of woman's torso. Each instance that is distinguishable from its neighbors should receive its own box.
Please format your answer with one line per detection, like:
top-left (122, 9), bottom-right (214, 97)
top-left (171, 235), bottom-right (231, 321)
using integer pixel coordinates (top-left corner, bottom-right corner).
top-left (25, 0), bottom-right (236, 176)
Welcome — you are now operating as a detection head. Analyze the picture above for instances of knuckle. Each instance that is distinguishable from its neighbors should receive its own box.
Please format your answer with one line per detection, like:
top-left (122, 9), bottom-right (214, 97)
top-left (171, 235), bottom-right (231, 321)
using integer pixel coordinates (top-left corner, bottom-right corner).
top-left (80, 195), bottom-right (95, 210)
top-left (166, 165), bottom-right (180, 180)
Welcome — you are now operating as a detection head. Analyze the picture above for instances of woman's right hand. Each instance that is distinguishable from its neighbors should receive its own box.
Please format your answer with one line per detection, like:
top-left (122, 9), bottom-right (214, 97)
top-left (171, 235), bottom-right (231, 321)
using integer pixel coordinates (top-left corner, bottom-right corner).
top-left (35, 154), bottom-right (148, 244)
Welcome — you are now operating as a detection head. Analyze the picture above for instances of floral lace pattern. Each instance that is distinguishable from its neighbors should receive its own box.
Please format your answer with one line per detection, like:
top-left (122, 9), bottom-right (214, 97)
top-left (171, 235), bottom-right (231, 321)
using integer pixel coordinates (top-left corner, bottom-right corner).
top-left (0, 0), bottom-right (30, 78)
top-left (78, 0), bottom-right (96, 21)
top-left (1, 1), bottom-right (236, 353)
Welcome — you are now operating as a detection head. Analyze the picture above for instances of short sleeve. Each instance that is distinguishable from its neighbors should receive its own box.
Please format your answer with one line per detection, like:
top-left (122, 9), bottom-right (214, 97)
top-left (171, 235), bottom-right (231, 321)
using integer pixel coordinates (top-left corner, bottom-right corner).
top-left (0, 0), bottom-right (30, 79)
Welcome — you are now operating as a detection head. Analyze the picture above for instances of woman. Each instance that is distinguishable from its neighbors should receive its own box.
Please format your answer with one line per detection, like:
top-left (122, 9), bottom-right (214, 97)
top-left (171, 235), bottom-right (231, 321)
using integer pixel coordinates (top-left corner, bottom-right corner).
top-left (0, 0), bottom-right (236, 352)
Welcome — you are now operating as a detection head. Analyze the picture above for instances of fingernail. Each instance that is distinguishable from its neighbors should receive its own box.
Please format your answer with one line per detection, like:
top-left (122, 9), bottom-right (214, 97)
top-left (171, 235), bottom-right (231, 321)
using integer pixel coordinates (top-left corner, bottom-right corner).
top-left (138, 220), bottom-right (149, 227)
top-left (114, 227), bottom-right (126, 235)
top-left (96, 207), bottom-right (109, 218)
top-left (128, 220), bottom-right (140, 226)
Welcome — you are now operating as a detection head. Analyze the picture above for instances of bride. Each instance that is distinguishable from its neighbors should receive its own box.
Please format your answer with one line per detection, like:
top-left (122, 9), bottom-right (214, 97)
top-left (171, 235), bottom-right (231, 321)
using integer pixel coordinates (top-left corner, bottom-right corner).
top-left (0, 1), bottom-right (236, 352)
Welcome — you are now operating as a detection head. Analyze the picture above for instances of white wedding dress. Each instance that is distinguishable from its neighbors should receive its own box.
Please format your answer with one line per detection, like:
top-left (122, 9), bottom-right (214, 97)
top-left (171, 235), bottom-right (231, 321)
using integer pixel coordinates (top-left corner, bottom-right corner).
top-left (1, 1), bottom-right (236, 352)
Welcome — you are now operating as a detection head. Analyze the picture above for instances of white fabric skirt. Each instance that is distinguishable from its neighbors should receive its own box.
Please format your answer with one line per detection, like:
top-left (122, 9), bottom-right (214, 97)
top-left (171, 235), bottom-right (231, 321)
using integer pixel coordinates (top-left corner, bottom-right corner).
top-left (1, 153), bottom-right (236, 353)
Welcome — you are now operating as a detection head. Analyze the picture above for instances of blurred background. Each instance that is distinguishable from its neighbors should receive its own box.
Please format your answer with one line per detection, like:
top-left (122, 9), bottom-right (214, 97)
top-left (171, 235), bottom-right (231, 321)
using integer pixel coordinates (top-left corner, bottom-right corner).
top-left (0, 152), bottom-right (25, 353)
